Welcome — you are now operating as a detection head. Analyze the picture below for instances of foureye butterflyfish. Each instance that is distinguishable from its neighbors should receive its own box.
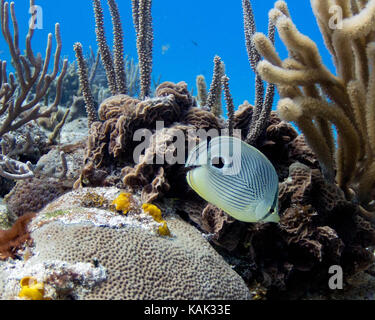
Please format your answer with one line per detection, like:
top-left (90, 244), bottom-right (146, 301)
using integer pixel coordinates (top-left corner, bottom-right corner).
top-left (185, 136), bottom-right (280, 223)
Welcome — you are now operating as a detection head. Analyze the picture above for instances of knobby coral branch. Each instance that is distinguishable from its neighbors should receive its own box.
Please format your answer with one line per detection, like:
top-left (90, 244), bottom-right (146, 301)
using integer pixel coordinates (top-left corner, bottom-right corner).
top-left (92, 0), bottom-right (117, 95)
top-left (132, 0), bottom-right (153, 99)
top-left (242, 0), bottom-right (276, 145)
top-left (74, 42), bottom-right (99, 129)
top-left (107, 0), bottom-right (127, 95)
top-left (206, 56), bottom-right (225, 117)
top-left (222, 75), bottom-right (235, 137)
top-left (242, 0), bottom-right (267, 125)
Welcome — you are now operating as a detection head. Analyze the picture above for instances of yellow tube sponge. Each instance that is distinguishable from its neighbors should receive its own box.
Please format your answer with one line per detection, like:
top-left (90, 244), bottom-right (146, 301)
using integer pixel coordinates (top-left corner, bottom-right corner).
top-left (112, 193), bottom-right (133, 214)
top-left (158, 221), bottom-right (171, 237)
top-left (142, 203), bottom-right (171, 237)
top-left (18, 277), bottom-right (49, 300)
top-left (142, 203), bottom-right (163, 222)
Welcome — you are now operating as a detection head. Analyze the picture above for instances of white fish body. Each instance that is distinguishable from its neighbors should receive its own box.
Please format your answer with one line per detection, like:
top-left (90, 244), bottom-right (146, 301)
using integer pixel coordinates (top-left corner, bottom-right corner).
top-left (185, 136), bottom-right (279, 223)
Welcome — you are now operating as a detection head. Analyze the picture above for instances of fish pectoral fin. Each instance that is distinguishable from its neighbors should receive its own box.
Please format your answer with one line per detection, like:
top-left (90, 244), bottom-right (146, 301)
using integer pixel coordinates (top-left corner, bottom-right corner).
top-left (255, 201), bottom-right (271, 221)
top-left (263, 213), bottom-right (280, 223)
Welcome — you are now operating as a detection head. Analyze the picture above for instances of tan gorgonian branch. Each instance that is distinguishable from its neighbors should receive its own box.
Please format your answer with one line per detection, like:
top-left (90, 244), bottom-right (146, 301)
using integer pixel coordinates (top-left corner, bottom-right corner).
top-left (257, 61), bottom-right (334, 86)
top-left (274, 0), bottom-right (290, 17)
top-left (358, 162), bottom-right (375, 206)
top-left (365, 42), bottom-right (375, 158)
top-left (347, 80), bottom-right (368, 158)
top-left (310, 0), bottom-right (336, 59)
top-left (278, 98), bottom-right (335, 182)
top-left (256, 0), bottom-right (375, 207)
top-left (253, 32), bottom-right (282, 67)
top-left (281, 97), bottom-right (360, 188)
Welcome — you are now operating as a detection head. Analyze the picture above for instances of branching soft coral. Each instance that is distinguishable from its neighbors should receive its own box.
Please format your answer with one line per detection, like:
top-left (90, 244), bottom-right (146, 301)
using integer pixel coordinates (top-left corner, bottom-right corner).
top-left (255, 0), bottom-right (375, 213)
top-left (0, 0), bottom-right (67, 138)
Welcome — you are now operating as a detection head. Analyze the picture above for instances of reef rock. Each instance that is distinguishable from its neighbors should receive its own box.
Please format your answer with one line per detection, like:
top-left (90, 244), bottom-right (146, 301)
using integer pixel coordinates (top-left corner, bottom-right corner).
top-left (4, 142), bottom-right (85, 217)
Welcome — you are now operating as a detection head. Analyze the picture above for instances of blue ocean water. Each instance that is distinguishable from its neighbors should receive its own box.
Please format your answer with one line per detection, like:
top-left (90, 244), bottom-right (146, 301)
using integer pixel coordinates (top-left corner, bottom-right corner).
top-left (0, 0), bottom-right (336, 110)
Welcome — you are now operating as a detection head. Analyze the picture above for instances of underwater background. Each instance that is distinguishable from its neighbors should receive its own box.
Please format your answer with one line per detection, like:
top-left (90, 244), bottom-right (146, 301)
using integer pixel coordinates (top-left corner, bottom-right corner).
top-left (0, 0), bottom-right (336, 110)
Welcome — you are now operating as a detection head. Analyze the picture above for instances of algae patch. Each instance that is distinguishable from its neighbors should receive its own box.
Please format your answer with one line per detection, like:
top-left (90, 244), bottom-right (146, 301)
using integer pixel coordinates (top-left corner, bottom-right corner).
top-left (44, 210), bottom-right (69, 219)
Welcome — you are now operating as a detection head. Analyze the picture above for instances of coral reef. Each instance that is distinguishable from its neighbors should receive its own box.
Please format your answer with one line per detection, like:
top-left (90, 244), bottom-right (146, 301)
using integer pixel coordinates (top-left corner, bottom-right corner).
top-left (0, 0), bottom-right (374, 301)
top-left (81, 73), bottom-right (375, 298)
top-left (83, 88), bottom-right (224, 204)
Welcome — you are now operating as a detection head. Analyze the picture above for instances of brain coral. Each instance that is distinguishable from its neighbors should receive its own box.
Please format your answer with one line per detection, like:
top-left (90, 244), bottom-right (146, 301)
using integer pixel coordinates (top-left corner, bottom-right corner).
top-left (0, 188), bottom-right (251, 300)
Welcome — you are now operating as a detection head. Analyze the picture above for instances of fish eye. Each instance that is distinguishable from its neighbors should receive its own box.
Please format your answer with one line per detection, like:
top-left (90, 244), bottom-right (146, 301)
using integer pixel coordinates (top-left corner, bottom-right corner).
top-left (211, 156), bottom-right (225, 169)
